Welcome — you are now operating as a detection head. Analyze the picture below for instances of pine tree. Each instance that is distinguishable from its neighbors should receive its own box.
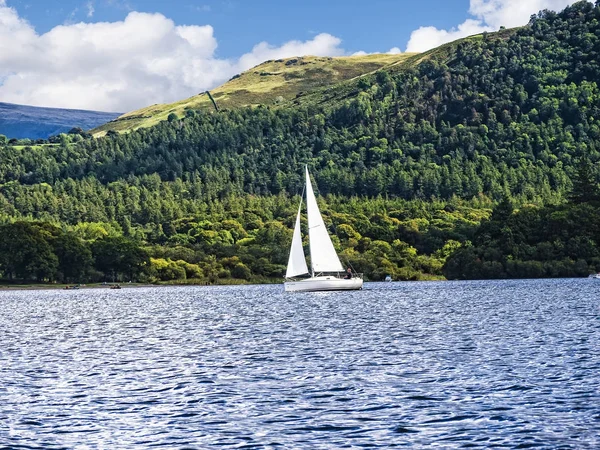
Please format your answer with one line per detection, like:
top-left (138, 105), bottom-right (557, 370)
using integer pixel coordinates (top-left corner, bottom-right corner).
top-left (568, 157), bottom-right (600, 204)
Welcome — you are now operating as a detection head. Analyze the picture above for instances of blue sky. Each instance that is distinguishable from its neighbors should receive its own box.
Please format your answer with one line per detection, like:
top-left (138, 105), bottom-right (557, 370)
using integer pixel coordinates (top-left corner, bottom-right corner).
top-left (8, 0), bottom-right (471, 57)
top-left (0, 0), bottom-right (585, 111)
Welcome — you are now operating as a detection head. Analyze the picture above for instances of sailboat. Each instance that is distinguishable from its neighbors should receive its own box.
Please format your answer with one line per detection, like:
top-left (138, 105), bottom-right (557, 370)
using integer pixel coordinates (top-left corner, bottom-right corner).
top-left (284, 167), bottom-right (363, 292)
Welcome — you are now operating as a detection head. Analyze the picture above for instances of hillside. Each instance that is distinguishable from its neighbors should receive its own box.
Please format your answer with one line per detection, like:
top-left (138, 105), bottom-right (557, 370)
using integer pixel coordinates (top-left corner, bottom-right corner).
top-left (0, 1), bottom-right (599, 283)
top-left (293, 27), bottom-right (518, 110)
top-left (0, 102), bottom-right (120, 140)
top-left (91, 53), bottom-right (415, 135)
top-left (4, 2), bottom-right (599, 203)
top-left (90, 29), bottom-right (519, 137)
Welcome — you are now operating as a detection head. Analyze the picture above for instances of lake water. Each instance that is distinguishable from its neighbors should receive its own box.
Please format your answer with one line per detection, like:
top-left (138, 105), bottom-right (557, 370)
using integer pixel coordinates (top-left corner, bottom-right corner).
top-left (0, 279), bottom-right (599, 448)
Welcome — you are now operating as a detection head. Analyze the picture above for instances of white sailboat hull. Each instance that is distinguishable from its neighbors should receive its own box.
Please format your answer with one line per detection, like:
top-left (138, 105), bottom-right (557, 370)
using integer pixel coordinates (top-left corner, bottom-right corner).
top-left (284, 275), bottom-right (363, 292)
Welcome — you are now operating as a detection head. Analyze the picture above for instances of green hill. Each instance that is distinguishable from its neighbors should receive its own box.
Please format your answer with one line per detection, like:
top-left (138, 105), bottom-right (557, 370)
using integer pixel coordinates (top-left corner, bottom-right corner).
top-left (293, 27), bottom-right (518, 110)
top-left (1, 1), bottom-right (600, 283)
top-left (92, 27), bottom-right (519, 137)
top-left (5, 1), bottom-right (599, 206)
top-left (92, 53), bottom-right (415, 136)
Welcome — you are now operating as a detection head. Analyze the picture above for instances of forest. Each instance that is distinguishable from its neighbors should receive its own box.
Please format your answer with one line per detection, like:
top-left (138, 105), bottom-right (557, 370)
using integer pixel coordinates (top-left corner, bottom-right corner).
top-left (0, 1), bottom-right (599, 284)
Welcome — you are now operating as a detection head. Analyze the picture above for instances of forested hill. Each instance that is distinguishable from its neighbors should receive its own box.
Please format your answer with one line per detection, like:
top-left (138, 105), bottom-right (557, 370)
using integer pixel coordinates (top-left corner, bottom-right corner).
top-left (6, 1), bottom-right (598, 203)
top-left (0, 1), bottom-right (599, 284)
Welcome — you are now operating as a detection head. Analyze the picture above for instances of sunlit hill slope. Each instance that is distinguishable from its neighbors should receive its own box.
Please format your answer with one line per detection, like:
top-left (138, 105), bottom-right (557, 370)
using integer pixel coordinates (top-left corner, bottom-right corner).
top-left (91, 53), bottom-right (416, 135)
top-left (91, 27), bottom-right (519, 137)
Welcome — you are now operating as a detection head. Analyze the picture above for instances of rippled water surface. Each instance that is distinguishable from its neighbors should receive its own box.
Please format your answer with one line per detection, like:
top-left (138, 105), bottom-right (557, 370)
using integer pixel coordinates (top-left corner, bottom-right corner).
top-left (1, 279), bottom-right (599, 448)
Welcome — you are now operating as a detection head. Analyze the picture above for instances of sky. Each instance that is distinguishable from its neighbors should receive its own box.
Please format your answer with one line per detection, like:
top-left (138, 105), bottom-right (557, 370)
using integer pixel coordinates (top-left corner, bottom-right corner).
top-left (0, 0), bottom-right (589, 112)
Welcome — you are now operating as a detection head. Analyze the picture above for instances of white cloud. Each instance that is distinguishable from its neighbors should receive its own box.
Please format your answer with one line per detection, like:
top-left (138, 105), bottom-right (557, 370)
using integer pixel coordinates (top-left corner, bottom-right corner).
top-left (468, 0), bottom-right (580, 28)
top-left (237, 33), bottom-right (343, 71)
top-left (406, 0), bottom-right (590, 53)
top-left (87, 1), bottom-right (95, 18)
top-left (0, 5), bottom-right (345, 112)
top-left (351, 47), bottom-right (402, 56)
top-left (407, 19), bottom-right (492, 52)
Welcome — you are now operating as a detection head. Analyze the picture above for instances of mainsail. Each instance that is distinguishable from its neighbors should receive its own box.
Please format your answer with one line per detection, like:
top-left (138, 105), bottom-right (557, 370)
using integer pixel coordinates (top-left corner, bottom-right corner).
top-left (285, 202), bottom-right (309, 278)
top-left (304, 166), bottom-right (344, 274)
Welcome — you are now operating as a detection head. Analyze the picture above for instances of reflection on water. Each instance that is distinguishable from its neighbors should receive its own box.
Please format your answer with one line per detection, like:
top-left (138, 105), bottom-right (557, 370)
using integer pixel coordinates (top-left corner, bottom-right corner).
top-left (0, 279), bottom-right (599, 448)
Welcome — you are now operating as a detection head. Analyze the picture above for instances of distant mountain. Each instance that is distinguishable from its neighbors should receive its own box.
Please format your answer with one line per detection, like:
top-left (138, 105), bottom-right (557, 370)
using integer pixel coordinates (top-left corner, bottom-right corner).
top-left (0, 102), bottom-right (121, 139)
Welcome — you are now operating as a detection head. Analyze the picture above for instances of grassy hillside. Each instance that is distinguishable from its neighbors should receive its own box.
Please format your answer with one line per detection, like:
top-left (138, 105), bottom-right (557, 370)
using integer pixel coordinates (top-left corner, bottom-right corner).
top-left (91, 53), bottom-right (415, 136)
top-left (293, 28), bottom-right (518, 110)
top-left (91, 28), bottom-right (519, 136)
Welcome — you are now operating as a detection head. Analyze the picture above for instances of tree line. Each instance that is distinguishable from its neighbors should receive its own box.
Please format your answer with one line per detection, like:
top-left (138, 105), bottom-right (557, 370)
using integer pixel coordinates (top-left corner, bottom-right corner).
top-left (0, 222), bottom-right (147, 283)
top-left (443, 160), bottom-right (600, 279)
top-left (0, 195), bottom-right (490, 283)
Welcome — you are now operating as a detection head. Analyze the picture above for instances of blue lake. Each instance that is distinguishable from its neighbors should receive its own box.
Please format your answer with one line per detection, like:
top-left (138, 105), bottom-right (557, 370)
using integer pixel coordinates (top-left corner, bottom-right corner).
top-left (0, 279), bottom-right (599, 448)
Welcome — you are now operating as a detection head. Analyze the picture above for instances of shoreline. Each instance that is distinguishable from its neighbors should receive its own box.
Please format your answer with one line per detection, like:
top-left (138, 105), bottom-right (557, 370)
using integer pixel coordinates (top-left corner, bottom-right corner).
top-left (0, 283), bottom-right (157, 291)
top-left (0, 276), bottom-right (594, 291)
top-left (0, 279), bottom-right (282, 291)
top-left (0, 278), bottom-right (435, 291)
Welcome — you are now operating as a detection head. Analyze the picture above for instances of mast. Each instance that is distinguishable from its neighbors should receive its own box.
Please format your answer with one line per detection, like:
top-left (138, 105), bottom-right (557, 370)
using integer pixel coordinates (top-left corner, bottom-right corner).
top-left (306, 166), bottom-right (315, 277)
